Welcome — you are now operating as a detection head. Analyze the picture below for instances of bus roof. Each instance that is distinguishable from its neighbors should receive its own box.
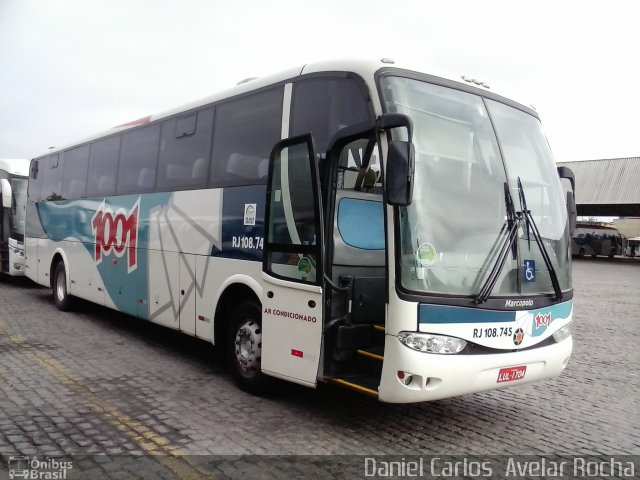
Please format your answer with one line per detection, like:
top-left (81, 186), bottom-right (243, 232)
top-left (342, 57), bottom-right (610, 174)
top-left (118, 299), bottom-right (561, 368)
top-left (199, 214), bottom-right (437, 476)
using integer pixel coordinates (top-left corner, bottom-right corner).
top-left (34, 58), bottom-right (537, 159)
top-left (0, 158), bottom-right (30, 177)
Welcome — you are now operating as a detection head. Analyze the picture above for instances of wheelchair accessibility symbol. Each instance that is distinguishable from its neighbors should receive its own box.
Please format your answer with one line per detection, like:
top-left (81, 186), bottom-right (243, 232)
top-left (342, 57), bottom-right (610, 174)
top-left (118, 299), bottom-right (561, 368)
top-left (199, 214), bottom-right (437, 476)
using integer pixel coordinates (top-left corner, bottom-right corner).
top-left (523, 260), bottom-right (536, 282)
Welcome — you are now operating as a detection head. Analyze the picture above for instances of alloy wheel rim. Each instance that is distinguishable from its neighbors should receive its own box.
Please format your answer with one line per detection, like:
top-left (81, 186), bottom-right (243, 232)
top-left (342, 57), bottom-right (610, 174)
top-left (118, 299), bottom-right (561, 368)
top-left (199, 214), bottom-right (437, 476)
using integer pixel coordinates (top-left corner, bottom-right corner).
top-left (234, 319), bottom-right (262, 376)
top-left (56, 270), bottom-right (65, 302)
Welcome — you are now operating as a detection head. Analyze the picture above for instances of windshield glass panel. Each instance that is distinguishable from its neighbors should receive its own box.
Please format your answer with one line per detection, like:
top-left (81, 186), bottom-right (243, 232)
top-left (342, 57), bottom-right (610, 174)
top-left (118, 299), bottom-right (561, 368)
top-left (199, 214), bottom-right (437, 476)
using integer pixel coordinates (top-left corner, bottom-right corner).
top-left (381, 76), bottom-right (571, 297)
top-left (486, 100), bottom-right (571, 292)
top-left (11, 177), bottom-right (27, 237)
top-left (382, 77), bottom-right (517, 295)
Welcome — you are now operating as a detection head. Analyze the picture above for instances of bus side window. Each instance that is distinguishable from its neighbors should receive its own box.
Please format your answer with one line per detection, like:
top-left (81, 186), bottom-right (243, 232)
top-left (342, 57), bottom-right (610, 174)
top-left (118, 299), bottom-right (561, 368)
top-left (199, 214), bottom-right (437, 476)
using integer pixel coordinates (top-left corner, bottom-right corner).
top-left (157, 108), bottom-right (213, 191)
top-left (41, 154), bottom-right (63, 201)
top-left (61, 145), bottom-right (89, 200)
top-left (209, 88), bottom-right (283, 187)
top-left (86, 136), bottom-right (120, 198)
top-left (28, 160), bottom-right (44, 202)
top-left (117, 124), bottom-right (161, 195)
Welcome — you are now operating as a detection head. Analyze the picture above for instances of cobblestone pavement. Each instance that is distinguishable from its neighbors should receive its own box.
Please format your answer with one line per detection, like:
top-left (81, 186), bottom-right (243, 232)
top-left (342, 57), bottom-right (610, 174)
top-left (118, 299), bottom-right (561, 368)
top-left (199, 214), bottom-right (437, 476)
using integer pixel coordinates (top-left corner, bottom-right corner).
top-left (0, 259), bottom-right (638, 478)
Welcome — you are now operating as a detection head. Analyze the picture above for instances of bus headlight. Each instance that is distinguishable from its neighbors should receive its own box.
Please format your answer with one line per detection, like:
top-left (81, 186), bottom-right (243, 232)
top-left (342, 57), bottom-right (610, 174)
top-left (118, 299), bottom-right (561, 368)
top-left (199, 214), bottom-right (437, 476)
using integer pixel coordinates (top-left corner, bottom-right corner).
top-left (552, 323), bottom-right (572, 343)
top-left (398, 332), bottom-right (467, 354)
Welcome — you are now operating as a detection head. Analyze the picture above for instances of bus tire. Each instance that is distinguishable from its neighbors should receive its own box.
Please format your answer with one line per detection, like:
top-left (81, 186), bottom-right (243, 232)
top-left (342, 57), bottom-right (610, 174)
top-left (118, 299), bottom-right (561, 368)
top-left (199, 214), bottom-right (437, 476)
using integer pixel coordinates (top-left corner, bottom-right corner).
top-left (578, 248), bottom-right (585, 257)
top-left (52, 261), bottom-right (72, 311)
top-left (227, 300), bottom-right (270, 395)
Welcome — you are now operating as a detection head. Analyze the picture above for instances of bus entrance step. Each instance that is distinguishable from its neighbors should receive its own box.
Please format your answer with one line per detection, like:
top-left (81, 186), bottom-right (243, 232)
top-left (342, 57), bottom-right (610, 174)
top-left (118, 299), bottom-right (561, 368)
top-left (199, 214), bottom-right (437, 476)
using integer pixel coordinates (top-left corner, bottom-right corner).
top-left (354, 345), bottom-right (384, 378)
top-left (356, 346), bottom-right (383, 361)
top-left (328, 375), bottom-right (379, 397)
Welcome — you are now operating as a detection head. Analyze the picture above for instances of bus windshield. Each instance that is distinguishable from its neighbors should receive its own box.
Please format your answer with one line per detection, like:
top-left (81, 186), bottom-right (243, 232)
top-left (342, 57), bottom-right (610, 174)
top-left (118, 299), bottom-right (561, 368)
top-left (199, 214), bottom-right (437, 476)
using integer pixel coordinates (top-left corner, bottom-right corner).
top-left (11, 177), bottom-right (27, 238)
top-left (380, 76), bottom-right (571, 297)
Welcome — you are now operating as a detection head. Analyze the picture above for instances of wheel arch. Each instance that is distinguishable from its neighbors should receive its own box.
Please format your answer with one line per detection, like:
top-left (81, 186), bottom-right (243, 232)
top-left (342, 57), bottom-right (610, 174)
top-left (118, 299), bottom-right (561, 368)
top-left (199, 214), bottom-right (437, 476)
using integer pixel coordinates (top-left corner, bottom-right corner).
top-left (49, 248), bottom-right (70, 290)
top-left (213, 274), bottom-right (262, 349)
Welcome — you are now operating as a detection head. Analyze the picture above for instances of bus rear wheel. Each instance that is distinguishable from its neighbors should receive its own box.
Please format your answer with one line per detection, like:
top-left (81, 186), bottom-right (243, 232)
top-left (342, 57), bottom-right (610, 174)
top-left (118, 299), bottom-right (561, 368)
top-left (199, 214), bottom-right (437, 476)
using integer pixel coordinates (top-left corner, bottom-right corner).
top-left (52, 261), bottom-right (72, 311)
top-left (227, 301), bottom-right (270, 395)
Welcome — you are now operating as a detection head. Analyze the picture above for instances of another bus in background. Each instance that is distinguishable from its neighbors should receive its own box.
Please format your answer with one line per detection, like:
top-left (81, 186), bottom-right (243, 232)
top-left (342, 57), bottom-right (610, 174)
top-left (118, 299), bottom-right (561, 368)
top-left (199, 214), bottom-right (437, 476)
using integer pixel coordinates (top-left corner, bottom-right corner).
top-left (0, 159), bottom-right (29, 276)
top-left (571, 222), bottom-right (624, 259)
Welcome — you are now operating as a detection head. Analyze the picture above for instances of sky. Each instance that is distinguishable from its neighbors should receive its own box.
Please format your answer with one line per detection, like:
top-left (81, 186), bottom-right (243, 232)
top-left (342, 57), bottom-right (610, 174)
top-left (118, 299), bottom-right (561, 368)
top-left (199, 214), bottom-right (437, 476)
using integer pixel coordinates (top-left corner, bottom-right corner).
top-left (1, 0), bottom-right (639, 163)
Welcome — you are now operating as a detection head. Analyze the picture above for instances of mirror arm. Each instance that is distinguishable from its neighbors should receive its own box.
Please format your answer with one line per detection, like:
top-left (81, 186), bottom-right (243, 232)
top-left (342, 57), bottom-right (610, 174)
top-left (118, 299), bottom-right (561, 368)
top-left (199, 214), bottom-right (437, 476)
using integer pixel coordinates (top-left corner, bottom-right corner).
top-left (557, 166), bottom-right (575, 194)
top-left (376, 113), bottom-right (414, 142)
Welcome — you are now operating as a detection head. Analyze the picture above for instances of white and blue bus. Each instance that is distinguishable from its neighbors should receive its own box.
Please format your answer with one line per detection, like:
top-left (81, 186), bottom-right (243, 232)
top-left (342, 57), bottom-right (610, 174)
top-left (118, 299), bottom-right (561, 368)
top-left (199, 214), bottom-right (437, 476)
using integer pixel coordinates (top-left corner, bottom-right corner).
top-left (0, 158), bottom-right (29, 276)
top-left (572, 222), bottom-right (623, 258)
top-left (25, 59), bottom-right (576, 402)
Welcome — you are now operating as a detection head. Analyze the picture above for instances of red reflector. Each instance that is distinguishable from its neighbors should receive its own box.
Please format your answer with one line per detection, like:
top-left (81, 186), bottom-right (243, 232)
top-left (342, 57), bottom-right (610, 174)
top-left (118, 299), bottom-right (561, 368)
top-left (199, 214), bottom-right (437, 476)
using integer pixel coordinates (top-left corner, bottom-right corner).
top-left (198, 315), bottom-right (205, 321)
top-left (291, 349), bottom-right (303, 358)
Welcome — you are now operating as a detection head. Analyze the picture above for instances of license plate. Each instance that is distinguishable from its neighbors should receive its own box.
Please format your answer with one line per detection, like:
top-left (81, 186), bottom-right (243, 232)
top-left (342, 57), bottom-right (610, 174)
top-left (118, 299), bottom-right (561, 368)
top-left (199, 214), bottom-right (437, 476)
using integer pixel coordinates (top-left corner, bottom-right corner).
top-left (497, 365), bottom-right (527, 383)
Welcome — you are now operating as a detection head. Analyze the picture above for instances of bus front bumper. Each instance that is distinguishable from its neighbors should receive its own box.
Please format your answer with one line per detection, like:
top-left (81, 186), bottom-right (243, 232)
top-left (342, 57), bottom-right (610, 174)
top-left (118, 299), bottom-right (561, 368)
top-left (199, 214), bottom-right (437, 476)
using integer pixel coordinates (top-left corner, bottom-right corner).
top-left (378, 335), bottom-right (572, 403)
top-left (8, 239), bottom-right (25, 276)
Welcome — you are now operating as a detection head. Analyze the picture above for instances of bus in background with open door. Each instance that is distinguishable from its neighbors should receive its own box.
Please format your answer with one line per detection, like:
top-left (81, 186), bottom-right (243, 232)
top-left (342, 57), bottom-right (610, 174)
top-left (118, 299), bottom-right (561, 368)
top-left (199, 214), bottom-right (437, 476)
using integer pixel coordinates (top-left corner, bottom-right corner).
top-left (25, 59), bottom-right (576, 403)
top-left (0, 158), bottom-right (29, 276)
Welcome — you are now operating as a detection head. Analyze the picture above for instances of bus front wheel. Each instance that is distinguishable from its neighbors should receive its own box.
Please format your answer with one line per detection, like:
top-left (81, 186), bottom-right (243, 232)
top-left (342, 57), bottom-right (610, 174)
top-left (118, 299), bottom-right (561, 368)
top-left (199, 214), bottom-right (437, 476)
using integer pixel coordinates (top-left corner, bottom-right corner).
top-left (52, 262), bottom-right (72, 311)
top-left (227, 300), bottom-right (270, 395)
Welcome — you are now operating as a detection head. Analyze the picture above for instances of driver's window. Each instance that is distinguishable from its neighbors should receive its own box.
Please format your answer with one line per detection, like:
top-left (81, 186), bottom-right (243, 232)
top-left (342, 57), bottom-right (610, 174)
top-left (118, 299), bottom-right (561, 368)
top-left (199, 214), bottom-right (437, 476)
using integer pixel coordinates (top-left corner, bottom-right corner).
top-left (290, 77), bottom-right (372, 155)
top-left (333, 138), bottom-right (385, 266)
top-left (336, 138), bottom-right (382, 192)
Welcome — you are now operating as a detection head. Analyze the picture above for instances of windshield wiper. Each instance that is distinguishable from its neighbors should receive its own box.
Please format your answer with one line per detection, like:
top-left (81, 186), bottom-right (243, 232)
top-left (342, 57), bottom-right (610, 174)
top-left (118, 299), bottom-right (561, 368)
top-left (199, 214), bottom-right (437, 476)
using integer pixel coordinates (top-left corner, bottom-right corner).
top-left (473, 183), bottom-right (521, 304)
top-left (517, 177), bottom-right (562, 301)
top-left (473, 179), bottom-right (564, 304)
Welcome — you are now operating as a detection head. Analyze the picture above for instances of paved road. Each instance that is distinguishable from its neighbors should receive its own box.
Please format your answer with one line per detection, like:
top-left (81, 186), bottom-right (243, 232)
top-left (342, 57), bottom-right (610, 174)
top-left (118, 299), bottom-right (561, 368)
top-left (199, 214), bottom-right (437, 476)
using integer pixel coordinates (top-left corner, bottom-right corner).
top-left (0, 259), bottom-right (638, 477)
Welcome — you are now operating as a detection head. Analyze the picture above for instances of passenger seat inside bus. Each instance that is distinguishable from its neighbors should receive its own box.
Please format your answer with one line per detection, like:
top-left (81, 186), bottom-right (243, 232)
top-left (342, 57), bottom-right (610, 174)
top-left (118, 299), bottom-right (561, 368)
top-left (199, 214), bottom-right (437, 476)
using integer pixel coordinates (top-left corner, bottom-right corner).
top-left (191, 158), bottom-right (207, 183)
top-left (166, 164), bottom-right (190, 183)
top-left (97, 175), bottom-right (115, 195)
top-left (68, 180), bottom-right (85, 199)
top-left (226, 153), bottom-right (266, 181)
top-left (138, 168), bottom-right (155, 190)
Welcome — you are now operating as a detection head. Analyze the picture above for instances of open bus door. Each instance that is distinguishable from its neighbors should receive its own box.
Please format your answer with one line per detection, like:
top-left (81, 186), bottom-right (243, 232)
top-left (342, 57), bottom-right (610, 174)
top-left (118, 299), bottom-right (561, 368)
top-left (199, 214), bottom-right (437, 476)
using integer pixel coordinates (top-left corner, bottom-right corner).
top-left (261, 134), bottom-right (324, 387)
top-left (0, 178), bottom-right (13, 273)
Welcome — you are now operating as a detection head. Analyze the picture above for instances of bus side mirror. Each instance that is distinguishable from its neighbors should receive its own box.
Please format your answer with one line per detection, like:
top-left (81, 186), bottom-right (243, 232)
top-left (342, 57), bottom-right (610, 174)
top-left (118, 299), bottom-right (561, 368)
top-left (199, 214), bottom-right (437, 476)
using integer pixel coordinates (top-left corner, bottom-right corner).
top-left (566, 191), bottom-right (577, 236)
top-left (385, 140), bottom-right (414, 206)
top-left (557, 166), bottom-right (577, 236)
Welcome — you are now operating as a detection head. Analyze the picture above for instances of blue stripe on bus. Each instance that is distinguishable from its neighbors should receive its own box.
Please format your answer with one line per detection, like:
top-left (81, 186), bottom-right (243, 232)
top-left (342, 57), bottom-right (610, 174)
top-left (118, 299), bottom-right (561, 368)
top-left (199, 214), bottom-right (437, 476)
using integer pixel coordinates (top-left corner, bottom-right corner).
top-left (419, 304), bottom-right (515, 324)
top-left (418, 300), bottom-right (573, 325)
